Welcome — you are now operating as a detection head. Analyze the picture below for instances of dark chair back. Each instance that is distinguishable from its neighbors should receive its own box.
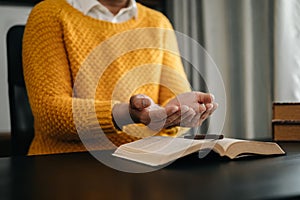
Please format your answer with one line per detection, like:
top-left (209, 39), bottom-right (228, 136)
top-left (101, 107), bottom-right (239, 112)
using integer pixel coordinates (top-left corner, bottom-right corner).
top-left (7, 25), bottom-right (34, 156)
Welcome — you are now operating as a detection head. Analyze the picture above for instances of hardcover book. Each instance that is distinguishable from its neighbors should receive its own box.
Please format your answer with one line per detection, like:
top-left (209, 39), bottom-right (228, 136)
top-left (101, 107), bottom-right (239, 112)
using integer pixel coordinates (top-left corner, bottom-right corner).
top-left (273, 102), bottom-right (300, 120)
top-left (112, 136), bottom-right (285, 166)
top-left (273, 120), bottom-right (300, 141)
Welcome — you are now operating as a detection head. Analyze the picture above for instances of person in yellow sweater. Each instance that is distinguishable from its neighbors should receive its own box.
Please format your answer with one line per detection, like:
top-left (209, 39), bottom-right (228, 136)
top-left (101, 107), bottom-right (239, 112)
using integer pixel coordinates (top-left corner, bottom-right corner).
top-left (22, 0), bottom-right (218, 155)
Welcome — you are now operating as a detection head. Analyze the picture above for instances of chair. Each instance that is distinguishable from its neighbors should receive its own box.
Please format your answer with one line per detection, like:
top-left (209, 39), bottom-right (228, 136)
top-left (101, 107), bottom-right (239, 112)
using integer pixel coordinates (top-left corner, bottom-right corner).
top-left (7, 25), bottom-right (34, 156)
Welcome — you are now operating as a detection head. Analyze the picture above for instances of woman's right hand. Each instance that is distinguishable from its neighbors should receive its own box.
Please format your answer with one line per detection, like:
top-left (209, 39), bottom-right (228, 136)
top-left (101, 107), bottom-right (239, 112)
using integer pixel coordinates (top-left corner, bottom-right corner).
top-left (113, 94), bottom-right (195, 131)
top-left (129, 94), bottom-right (191, 131)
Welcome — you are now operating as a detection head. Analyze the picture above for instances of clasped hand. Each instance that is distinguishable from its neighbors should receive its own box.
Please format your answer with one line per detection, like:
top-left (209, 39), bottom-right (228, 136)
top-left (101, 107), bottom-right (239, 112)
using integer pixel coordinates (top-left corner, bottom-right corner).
top-left (128, 92), bottom-right (218, 131)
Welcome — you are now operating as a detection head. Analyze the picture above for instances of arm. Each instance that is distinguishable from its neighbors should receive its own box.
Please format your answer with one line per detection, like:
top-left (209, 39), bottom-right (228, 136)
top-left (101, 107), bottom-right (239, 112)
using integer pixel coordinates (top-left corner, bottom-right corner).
top-left (158, 18), bottom-right (218, 128)
top-left (23, 4), bottom-right (118, 142)
top-left (158, 17), bottom-right (192, 106)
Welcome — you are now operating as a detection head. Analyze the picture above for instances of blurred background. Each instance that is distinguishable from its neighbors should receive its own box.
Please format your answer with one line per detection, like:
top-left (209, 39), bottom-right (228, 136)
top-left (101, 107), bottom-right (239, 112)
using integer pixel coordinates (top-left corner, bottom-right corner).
top-left (0, 0), bottom-right (299, 156)
top-left (167, 0), bottom-right (300, 140)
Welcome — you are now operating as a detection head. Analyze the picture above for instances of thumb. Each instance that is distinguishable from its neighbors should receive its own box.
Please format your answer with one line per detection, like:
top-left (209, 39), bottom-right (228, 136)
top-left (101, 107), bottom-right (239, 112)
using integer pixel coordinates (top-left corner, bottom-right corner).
top-left (195, 92), bottom-right (215, 104)
top-left (130, 95), bottom-right (152, 111)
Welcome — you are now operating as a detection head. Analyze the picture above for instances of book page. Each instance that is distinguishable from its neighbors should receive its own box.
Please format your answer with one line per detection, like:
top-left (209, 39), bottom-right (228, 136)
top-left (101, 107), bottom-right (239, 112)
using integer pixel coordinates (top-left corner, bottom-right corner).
top-left (216, 138), bottom-right (285, 159)
top-left (114, 136), bottom-right (218, 166)
top-left (113, 136), bottom-right (285, 166)
top-left (120, 136), bottom-right (207, 155)
top-left (216, 138), bottom-right (245, 151)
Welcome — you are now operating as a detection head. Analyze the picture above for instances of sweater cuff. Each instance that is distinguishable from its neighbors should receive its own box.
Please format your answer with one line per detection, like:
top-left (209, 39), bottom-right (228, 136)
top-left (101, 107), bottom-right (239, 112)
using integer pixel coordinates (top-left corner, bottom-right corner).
top-left (95, 100), bottom-right (121, 134)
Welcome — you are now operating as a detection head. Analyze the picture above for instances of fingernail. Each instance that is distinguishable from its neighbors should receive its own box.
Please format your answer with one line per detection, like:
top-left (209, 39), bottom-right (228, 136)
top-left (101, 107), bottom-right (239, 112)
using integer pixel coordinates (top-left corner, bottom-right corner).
top-left (142, 99), bottom-right (146, 107)
top-left (210, 94), bottom-right (215, 102)
top-left (207, 103), bottom-right (213, 110)
top-left (200, 104), bottom-right (206, 113)
top-left (172, 106), bottom-right (179, 112)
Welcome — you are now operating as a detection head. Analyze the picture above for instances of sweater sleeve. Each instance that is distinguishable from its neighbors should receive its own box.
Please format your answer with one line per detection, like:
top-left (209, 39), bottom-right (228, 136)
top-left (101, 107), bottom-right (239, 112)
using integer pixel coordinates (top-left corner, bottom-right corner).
top-left (158, 18), bottom-right (191, 106)
top-left (22, 3), bottom-right (119, 142)
top-left (153, 17), bottom-right (191, 136)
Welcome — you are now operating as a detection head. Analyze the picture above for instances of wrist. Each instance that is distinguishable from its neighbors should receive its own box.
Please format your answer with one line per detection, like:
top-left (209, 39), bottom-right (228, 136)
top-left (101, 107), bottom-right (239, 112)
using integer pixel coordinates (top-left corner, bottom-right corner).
top-left (112, 103), bottom-right (134, 130)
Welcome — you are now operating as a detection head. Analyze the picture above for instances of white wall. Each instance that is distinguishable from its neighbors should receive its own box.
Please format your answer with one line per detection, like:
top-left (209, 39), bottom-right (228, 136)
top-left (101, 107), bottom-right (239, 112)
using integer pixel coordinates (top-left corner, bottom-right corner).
top-left (0, 4), bottom-right (32, 132)
top-left (275, 0), bottom-right (300, 102)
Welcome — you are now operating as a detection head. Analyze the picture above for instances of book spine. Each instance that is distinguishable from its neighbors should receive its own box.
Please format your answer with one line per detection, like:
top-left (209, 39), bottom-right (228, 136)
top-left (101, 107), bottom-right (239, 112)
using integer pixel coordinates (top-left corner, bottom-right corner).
top-left (272, 102), bottom-right (300, 141)
top-left (273, 104), bottom-right (300, 120)
top-left (272, 120), bottom-right (300, 141)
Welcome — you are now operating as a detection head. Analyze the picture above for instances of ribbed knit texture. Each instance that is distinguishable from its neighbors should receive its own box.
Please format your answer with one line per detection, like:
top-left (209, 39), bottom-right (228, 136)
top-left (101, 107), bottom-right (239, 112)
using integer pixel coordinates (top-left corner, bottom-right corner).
top-left (23, 0), bottom-right (190, 155)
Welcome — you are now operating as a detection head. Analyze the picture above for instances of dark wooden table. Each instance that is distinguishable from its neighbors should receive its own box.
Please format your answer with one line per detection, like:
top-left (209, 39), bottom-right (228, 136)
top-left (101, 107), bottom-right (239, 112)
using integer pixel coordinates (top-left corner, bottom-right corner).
top-left (1, 142), bottom-right (300, 200)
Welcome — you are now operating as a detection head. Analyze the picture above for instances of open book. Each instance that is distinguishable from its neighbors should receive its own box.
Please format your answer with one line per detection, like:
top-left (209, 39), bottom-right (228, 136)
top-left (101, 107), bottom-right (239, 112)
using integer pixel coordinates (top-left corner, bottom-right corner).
top-left (112, 136), bottom-right (285, 166)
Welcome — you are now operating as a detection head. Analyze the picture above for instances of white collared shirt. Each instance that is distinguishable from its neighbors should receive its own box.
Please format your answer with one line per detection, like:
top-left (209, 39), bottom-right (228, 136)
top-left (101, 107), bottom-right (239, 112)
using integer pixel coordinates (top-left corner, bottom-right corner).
top-left (67, 0), bottom-right (138, 23)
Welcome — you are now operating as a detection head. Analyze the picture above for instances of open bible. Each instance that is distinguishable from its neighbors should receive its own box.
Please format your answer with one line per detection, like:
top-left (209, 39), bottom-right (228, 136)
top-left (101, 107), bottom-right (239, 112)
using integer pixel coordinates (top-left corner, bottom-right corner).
top-left (112, 136), bottom-right (285, 166)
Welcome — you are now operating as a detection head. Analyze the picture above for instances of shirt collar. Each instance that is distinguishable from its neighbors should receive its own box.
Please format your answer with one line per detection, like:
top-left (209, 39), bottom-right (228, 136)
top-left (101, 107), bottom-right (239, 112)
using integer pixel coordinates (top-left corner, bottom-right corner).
top-left (75, 0), bottom-right (138, 19)
top-left (76, 0), bottom-right (99, 15)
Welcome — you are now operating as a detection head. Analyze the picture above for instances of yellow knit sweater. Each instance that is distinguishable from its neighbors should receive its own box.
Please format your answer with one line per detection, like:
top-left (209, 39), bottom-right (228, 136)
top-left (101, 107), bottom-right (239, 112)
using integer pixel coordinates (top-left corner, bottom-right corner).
top-left (23, 0), bottom-right (190, 155)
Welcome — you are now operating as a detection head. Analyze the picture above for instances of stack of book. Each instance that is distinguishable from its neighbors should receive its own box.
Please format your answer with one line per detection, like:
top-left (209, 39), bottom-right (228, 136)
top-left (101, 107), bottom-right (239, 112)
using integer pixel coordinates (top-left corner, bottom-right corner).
top-left (272, 102), bottom-right (300, 141)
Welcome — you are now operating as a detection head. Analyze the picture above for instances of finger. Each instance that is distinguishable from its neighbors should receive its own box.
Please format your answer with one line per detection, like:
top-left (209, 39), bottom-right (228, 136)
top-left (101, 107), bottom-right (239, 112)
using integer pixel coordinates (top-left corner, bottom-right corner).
top-left (197, 103), bottom-right (207, 114)
top-left (130, 95), bottom-right (151, 111)
top-left (194, 92), bottom-right (215, 104)
top-left (148, 107), bottom-right (173, 131)
top-left (149, 106), bottom-right (180, 124)
top-left (178, 107), bottom-right (197, 127)
top-left (191, 113), bottom-right (202, 127)
top-left (200, 103), bottom-right (214, 120)
top-left (204, 102), bottom-right (217, 117)
top-left (185, 113), bottom-right (202, 127)
top-left (205, 103), bottom-right (214, 111)
top-left (208, 102), bottom-right (218, 116)
top-left (164, 106), bottom-right (180, 117)
top-left (187, 102), bottom-right (206, 114)
top-left (149, 108), bottom-right (168, 122)
top-left (163, 105), bottom-right (189, 128)
top-left (129, 108), bottom-right (150, 124)
top-left (180, 106), bottom-right (196, 122)
top-left (165, 105), bottom-right (198, 128)
top-left (164, 117), bottom-right (181, 128)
